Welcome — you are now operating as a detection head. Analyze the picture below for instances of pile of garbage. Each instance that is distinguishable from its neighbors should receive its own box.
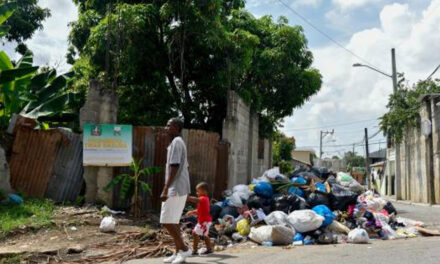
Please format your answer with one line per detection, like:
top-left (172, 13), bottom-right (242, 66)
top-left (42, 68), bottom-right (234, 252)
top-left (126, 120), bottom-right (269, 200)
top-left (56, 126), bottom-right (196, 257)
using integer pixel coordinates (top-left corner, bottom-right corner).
top-left (183, 167), bottom-right (427, 247)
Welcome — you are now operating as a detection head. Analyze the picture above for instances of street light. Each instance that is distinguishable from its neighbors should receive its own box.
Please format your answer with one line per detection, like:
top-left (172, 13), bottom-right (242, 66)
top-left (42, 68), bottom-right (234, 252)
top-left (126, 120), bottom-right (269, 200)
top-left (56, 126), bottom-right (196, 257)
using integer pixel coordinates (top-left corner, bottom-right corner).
top-left (352, 48), bottom-right (400, 198)
top-left (352, 63), bottom-right (392, 78)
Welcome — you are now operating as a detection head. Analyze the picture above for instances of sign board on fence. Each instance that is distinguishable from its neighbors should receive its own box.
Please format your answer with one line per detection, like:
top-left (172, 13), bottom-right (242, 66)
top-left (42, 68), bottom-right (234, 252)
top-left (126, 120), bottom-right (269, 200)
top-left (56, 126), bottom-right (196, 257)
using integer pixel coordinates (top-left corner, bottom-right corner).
top-left (83, 124), bottom-right (132, 166)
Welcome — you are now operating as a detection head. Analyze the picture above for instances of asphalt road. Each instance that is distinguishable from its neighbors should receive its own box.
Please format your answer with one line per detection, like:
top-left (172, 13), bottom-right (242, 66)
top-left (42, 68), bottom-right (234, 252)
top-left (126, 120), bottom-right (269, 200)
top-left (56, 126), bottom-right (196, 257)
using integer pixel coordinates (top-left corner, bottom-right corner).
top-left (126, 201), bottom-right (440, 264)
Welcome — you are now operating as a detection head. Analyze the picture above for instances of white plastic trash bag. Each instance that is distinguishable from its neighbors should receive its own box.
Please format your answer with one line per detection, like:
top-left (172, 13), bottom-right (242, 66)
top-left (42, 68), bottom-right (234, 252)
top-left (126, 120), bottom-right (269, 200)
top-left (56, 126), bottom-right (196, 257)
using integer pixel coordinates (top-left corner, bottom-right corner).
top-left (287, 210), bottom-right (324, 233)
top-left (336, 172), bottom-right (355, 187)
top-left (348, 228), bottom-right (369, 244)
top-left (233, 184), bottom-right (250, 194)
top-left (249, 225), bottom-right (295, 245)
top-left (250, 208), bottom-right (266, 226)
top-left (262, 167), bottom-right (280, 179)
top-left (326, 221), bottom-right (351, 235)
top-left (264, 211), bottom-right (288, 226)
top-left (227, 192), bottom-right (244, 207)
top-left (100, 216), bottom-right (116, 233)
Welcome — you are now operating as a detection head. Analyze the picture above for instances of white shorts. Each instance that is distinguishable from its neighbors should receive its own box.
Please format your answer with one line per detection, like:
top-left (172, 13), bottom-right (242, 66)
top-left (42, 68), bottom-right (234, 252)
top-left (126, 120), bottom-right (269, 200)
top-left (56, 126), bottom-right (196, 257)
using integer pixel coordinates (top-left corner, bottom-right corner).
top-left (160, 195), bottom-right (187, 224)
top-left (193, 222), bottom-right (212, 237)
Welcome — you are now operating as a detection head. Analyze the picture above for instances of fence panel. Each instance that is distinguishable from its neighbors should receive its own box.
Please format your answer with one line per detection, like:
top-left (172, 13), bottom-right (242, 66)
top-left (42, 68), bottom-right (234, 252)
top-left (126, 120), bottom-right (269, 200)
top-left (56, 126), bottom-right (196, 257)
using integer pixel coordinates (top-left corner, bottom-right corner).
top-left (10, 128), bottom-right (63, 197)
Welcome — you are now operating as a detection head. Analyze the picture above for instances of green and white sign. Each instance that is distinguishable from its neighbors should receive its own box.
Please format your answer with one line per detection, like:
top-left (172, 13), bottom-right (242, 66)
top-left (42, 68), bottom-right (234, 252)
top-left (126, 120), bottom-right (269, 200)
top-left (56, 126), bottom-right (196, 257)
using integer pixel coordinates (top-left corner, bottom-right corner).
top-left (83, 124), bottom-right (132, 166)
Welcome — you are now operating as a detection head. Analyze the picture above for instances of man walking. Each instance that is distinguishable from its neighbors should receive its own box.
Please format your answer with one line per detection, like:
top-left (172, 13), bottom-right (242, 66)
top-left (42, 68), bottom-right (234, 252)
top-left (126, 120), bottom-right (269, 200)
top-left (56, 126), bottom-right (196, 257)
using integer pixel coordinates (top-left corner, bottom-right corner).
top-left (160, 118), bottom-right (192, 264)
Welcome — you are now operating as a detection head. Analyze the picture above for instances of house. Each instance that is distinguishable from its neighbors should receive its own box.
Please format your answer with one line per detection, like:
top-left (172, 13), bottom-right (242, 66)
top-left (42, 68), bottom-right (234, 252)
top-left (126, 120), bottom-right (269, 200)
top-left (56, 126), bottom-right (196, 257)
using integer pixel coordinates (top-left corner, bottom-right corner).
top-left (369, 148), bottom-right (386, 165)
top-left (291, 149), bottom-right (315, 168)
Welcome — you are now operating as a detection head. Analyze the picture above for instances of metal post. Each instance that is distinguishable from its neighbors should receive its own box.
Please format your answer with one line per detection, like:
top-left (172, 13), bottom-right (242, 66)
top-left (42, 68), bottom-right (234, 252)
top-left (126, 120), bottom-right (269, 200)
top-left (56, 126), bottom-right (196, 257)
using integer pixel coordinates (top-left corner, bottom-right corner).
top-left (320, 131), bottom-right (323, 160)
top-left (365, 128), bottom-right (370, 189)
top-left (392, 48), bottom-right (402, 199)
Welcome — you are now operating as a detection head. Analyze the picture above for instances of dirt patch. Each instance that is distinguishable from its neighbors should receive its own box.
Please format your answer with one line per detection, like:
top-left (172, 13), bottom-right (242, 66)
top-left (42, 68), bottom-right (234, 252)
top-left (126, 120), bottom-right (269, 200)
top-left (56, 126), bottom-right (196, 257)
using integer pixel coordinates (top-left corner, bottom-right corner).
top-left (0, 206), bottom-right (163, 263)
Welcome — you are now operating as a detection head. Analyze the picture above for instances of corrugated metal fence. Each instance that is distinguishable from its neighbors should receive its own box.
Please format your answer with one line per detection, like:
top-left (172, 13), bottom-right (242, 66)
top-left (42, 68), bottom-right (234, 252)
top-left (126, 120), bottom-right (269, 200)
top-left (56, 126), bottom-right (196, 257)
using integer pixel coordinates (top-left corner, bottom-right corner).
top-left (9, 127), bottom-right (84, 201)
top-left (9, 126), bottom-right (228, 210)
top-left (113, 127), bottom-right (229, 212)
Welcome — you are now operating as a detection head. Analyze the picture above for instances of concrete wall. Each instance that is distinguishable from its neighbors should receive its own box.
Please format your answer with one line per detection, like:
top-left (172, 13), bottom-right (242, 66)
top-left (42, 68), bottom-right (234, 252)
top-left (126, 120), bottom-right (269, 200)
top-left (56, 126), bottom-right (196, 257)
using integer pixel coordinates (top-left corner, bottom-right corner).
top-left (314, 158), bottom-right (346, 172)
top-left (392, 95), bottom-right (440, 204)
top-left (79, 80), bottom-right (118, 205)
top-left (0, 147), bottom-right (11, 194)
top-left (223, 91), bottom-right (271, 188)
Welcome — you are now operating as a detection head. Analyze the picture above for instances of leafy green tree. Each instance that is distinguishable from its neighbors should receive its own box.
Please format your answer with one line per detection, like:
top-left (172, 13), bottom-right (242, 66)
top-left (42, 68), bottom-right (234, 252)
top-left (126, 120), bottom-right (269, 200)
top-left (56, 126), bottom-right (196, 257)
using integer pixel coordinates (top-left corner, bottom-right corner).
top-left (68, 1), bottom-right (322, 136)
top-left (332, 155), bottom-right (340, 160)
top-left (1, 0), bottom-right (51, 54)
top-left (380, 77), bottom-right (440, 143)
top-left (273, 132), bottom-right (295, 165)
top-left (343, 151), bottom-right (365, 168)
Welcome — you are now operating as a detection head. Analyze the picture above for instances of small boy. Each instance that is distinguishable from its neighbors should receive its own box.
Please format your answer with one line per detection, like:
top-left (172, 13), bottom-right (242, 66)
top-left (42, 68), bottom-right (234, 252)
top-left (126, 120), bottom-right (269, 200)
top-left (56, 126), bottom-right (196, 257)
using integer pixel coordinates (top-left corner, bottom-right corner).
top-left (186, 182), bottom-right (213, 255)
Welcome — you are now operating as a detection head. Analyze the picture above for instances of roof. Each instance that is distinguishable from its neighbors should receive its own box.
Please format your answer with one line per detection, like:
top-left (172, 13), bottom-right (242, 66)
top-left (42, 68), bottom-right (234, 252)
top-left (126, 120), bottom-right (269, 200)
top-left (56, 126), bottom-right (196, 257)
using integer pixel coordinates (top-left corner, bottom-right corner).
top-left (369, 149), bottom-right (386, 159)
top-left (292, 149), bottom-right (316, 155)
top-left (370, 161), bottom-right (385, 167)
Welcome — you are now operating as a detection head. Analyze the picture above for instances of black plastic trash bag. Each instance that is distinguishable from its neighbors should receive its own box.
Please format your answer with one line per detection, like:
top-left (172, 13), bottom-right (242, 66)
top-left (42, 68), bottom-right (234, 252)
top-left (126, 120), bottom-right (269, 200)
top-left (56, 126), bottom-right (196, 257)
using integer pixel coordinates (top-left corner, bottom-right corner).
top-left (384, 201), bottom-right (397, 215)
top-left (326, 175), bottom-right (338, 186)
top-left (219, 205), bottom-right (239, 218)
top-left (210, 204), bottom-right (223, 222)
top-left (306, 192), bottom-right (330, 208)
top-left (298, 171), bottom-right (320, 183)
top-left (273, 194), bottom-right (309, 214)
top-left (290, 168), bottom-right (308, 178)
top-left (329, 184), bottom-right (358, 211)
top-left (247, 194), bottom-right (274, 214)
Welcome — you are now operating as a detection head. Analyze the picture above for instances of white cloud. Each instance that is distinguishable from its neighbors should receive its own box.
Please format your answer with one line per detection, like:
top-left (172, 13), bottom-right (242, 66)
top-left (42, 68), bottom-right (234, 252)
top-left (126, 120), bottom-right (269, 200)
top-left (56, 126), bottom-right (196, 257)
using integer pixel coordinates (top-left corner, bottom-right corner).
top-left (332, 0), bottom-right (383, 10)
top-left (282, 0), bottom-right (440, 157)
top-left (294, 0), bottom-right (324, 8)
top-left (247, 0), bottom-right (323, 9)
top-left (4, 0), bottom-right (77, 73)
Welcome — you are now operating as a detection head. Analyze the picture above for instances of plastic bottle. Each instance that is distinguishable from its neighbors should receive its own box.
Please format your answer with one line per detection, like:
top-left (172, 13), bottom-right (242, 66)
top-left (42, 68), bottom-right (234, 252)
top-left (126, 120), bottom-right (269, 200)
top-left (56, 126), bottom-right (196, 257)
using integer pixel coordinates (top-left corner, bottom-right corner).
top-left (261, 241), bottom-right (273, 247)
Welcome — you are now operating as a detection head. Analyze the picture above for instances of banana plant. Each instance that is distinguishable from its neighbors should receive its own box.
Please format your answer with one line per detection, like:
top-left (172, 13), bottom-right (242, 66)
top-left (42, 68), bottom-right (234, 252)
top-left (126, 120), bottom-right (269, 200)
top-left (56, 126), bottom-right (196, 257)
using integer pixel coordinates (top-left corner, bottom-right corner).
top-left (0, 2), bottom-right (81, 129)
top-left (104, 158), bottom-right (162, 218)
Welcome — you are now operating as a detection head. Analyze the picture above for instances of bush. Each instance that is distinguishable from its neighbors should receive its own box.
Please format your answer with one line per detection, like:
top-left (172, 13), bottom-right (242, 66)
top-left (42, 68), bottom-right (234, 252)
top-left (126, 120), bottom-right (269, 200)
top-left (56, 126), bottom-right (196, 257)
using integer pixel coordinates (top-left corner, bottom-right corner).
top-left (279, 160), bottom-right (293, 174)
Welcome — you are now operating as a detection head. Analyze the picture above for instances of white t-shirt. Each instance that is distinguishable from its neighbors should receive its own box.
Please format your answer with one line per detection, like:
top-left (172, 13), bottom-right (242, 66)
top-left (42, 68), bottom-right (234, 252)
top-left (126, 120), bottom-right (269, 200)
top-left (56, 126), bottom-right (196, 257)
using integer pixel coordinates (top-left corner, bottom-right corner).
top-left (166, 136), bottom-right (190, 196)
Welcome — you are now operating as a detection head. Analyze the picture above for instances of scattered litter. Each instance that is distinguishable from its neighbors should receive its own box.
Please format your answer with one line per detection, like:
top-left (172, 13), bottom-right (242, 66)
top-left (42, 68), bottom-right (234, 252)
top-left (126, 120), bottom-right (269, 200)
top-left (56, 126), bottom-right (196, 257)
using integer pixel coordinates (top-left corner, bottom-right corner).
top-left (99, 216), bottom-right (116, 233)
top-left (416, 227), bottom-right (440, 236)
top-left (348, 228), bottom-right (369, 244)
top-left (101, 206), bottom-right (125, 215)
top-left (249, 225), bottom-right (295, 245)
top-left (176, 166), bottom-right (428, 256)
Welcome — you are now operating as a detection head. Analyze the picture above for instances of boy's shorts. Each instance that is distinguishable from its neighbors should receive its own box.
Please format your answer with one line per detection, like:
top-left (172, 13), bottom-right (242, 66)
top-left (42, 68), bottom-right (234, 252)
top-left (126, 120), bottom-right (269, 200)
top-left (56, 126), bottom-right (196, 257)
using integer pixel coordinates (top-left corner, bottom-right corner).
top-left (192, 222), bottom-right (212, 237)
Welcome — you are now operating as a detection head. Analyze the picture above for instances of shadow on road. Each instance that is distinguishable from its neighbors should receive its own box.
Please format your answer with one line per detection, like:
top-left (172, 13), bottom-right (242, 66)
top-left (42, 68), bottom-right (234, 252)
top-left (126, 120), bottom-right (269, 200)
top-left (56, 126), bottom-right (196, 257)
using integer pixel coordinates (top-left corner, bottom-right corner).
top-left (186, 253), bottom-right (238, 264)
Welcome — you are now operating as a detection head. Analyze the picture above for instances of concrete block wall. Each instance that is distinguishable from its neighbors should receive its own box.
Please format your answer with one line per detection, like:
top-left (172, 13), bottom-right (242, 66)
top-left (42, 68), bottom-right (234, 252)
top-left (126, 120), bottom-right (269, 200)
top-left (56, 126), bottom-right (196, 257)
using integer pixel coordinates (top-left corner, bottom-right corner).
top-left (223, 90), bottom-right (271, 188)
top-left (79, 80), bottom-right (118, 205)
top-left (395, 96), bottom-right (440, 204)
top-left (431, 97), bottom-right (440, 203)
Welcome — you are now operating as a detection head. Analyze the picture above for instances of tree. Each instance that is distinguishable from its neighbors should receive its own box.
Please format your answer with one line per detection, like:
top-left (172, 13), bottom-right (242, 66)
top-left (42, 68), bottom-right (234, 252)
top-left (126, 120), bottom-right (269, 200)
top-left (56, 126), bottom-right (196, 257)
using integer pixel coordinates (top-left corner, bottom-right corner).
top-left (1, 0), bottom-right (51, 54)
top-left (332, 155), bottom-right (340, 160)
top-left (273, 132), bottom-right (295, 165)
top-left (343, 151), bottom-right (364, 168)
top-left (68, 1), bottom-right (322, 136)
top-left (380, 77), bottom-right (440, 143)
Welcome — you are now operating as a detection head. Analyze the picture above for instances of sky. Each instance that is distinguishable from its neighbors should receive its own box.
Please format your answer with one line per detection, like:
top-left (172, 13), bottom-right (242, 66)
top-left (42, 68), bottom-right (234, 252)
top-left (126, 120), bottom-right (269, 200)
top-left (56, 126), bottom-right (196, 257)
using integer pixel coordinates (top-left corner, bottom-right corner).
top-left (3, 0), bottom-right (440, 159)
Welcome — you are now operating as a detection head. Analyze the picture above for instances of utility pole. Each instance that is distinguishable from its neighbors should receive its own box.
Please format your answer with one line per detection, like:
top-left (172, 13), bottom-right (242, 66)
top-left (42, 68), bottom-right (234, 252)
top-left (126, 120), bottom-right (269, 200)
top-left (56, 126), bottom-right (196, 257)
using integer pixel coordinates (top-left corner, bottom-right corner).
top-left (392, 48), bottom-right (402, 200)
top-left (319, 130), bottom-right (334, 159)
top-left (365, 128), bottom-right (370, 189)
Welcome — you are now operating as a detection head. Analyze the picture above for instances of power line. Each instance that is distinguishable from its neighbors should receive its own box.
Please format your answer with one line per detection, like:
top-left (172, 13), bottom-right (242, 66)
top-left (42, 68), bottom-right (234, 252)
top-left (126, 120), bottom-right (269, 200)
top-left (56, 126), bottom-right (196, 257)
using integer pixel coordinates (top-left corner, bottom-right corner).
top-left (368, 130), bottom-right (381, 140)
top-left (425, 63), bottom-right (440, 81)
top-left (283, 118), bottom-right (379, 131)
top-left (298, 140), bottom-right (386, 149)
top-left (276, 0), bottom-right (387, 73)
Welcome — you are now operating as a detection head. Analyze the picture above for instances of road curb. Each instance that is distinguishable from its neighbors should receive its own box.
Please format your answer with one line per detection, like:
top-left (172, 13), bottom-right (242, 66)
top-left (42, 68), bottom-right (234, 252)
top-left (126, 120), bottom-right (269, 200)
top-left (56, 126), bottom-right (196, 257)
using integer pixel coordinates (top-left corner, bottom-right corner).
top-left (383, 196), bottom-right (437, 207)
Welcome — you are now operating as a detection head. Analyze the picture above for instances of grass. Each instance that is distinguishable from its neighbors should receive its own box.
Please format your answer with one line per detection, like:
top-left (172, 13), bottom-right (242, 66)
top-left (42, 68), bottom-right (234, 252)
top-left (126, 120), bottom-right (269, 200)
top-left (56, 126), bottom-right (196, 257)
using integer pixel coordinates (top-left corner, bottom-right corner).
top-left (0, 199), bottom-right (55, 240)
top-left (0, 254), bottom-right (23, 264)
